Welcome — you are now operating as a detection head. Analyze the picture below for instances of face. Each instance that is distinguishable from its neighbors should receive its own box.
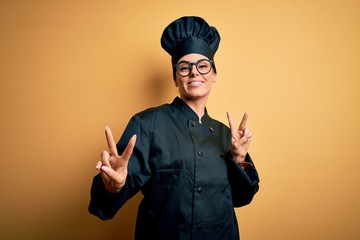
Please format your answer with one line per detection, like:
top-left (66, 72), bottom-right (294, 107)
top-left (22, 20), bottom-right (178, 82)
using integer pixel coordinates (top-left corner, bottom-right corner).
top-left (174, 53), bottom-right (216, 102)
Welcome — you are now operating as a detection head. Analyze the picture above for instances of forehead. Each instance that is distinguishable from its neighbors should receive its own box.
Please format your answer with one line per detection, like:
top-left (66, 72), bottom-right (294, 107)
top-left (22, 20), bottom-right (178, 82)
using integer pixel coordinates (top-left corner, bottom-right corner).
top-left (178, 53), bottom-right (209, 63)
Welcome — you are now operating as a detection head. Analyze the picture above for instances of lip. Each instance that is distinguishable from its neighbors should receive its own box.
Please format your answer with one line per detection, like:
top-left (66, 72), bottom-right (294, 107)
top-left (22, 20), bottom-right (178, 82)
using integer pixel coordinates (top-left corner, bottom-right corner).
top-left (188, 80), bottom-right (204, 87)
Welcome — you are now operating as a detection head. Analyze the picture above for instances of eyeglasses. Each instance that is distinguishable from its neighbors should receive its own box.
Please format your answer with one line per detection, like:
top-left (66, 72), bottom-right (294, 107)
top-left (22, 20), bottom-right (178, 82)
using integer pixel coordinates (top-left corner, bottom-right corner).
top-left (174, 59), bottom-right (213, 77)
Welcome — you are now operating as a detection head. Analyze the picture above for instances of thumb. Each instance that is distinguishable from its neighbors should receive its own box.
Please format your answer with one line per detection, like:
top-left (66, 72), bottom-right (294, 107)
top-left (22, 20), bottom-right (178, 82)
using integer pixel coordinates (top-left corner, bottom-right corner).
top-left (101, 165), bottom-right (119, 180)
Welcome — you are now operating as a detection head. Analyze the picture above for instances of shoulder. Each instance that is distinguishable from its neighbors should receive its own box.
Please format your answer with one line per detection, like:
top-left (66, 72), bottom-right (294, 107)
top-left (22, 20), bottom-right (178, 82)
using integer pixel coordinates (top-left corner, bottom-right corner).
top-left (134, 103), bottom-right (172, 120)
top-left (119, 103), bottom-right (173, 141)
top-left (129, 103), bottom-right (175, 130)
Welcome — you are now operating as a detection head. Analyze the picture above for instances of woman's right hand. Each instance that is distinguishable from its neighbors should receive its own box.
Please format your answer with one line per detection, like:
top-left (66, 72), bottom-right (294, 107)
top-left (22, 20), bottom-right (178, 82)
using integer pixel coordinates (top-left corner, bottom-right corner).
top-left (96, 126), bottom-right (137, 193)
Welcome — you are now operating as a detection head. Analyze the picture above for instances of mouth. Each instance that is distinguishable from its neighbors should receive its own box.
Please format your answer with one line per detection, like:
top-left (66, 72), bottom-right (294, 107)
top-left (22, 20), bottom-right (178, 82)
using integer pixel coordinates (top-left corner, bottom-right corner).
top-left (188, 80), bottom-right (204, 87)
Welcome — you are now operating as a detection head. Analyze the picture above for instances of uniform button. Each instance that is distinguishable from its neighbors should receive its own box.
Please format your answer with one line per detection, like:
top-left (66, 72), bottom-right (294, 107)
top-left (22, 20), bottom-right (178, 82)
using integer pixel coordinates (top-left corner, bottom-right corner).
top-left (219, 223), bottom-right (224, 229)
top-left (196, 224), bottom-right (202, 230)
top-left (197, 187), bottom-right (203, 193)
top-left (220, 153), bottom-right (225, 158)
top-left (221, 188), bottom-right (226, 193)
top-left (209, 126), bottom-right (214, 132)
top-left (198, 151), bottom-right (203, 156)
top-left (191, 121), bottom-right (196, 127)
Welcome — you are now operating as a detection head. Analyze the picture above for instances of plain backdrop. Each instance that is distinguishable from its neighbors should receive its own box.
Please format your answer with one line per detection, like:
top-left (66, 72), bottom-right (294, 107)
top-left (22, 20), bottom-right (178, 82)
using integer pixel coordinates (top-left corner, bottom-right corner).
top-left (0, 0), bottom-right (359, 239)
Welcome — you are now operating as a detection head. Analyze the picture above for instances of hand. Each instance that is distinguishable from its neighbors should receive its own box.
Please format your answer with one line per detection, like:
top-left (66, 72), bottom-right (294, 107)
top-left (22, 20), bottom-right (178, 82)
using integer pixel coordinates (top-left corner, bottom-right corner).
top-left (96, 126), bottom-right (137, 193)
top-left (227, 112), bottom-right (253, 168)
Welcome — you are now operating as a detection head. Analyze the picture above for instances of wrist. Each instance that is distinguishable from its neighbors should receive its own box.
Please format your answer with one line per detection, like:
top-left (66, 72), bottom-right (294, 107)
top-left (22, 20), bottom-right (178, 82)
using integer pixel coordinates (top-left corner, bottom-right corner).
top-left (104, 182), bottom-right (122, 194)
top-left (234, 155), bottom-right (246, 164)
top-left (234, 155), bottom-right (253, 169)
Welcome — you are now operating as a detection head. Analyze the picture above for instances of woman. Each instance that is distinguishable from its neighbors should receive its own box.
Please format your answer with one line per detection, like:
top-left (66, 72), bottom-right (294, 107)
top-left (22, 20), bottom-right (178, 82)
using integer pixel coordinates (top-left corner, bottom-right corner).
top-left (89, 16), bottom-right (260, 240)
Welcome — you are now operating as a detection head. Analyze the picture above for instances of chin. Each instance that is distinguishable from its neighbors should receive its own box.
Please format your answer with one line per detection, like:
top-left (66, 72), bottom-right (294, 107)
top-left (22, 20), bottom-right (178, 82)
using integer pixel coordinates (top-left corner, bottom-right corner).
top-left (184, 92), bottom-right (210, 101)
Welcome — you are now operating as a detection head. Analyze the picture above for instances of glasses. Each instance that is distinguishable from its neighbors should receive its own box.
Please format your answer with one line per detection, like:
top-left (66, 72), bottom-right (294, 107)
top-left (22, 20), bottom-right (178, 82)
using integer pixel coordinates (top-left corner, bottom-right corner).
top-left (174, 59), bottom-right (213, 77)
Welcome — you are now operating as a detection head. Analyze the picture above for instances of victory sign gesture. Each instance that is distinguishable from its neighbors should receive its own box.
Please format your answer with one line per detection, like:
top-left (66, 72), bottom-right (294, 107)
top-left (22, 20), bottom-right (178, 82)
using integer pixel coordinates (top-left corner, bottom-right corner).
top-left (227, 112), bottom-right (253, 168)
top-left (96, 126), bottom-right (137, 193)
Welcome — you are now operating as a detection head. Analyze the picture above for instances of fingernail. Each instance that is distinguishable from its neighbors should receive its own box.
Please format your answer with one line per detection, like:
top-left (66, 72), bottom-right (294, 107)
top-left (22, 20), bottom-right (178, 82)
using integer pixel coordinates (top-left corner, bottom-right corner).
top-left (101, 166), bottom-right (109, 172)
top-left (96, 162), bottom-right (102, 169)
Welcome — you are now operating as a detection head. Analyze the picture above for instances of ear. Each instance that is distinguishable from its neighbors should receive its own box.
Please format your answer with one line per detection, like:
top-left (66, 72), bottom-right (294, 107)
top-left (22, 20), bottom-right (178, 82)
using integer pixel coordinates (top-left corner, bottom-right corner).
top-left (212, 73), bottom-right (217, 83)
top-left (174, 80), bottom-right (178, 87)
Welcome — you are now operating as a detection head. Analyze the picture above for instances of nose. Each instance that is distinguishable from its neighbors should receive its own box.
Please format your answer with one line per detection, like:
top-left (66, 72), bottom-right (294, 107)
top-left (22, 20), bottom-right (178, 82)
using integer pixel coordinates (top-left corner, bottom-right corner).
top-left (189, 63), bottom-right (199, 76)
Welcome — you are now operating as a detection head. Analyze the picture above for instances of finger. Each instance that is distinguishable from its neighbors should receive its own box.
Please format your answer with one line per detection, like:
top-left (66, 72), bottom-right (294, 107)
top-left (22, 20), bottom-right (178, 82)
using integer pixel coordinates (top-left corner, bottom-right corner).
top-left (240, 135), bottom-right (250, 145)
top-left (242, 128), bottom-right (252, 142)
top-left (238, 130), bottom-right (244, 138)
top-left (101, 150), bottom-right (111, 167)
top-left (100, 166), bottom-right (116, 180)
top-left (95, 160), bottom-right (102, 170)
top-left (233, 136), bottom-right (249, 148)
top-left (99, 162), bottom-right (111, 183)
top-left (121, 135), bottom-right (137, 162)
top-left (226, 112), bottom-right (237, 136)
top-left (239, 129), bottom-right (252, 144)
top-left (244, 128), bottom-right (252, 141)
top-left (100, 166), bottom-right (111, 182)
top-left (105, 126), bottom-right (119, 156)
top-left (239, 112), bottom-right (249, 131)
top-left (240, 129), bottom-right (252, 151)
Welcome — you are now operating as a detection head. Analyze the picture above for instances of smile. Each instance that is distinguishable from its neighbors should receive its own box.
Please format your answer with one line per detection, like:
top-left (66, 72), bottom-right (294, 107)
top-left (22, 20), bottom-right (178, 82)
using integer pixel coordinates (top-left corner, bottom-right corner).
top-left (188, 80), bottom-right (204, 87)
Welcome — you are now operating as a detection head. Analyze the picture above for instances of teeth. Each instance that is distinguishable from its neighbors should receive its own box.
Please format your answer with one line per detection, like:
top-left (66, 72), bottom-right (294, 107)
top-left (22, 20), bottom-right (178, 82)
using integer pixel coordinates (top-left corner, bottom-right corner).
top-left (189, 81), bottom-right (202, 86)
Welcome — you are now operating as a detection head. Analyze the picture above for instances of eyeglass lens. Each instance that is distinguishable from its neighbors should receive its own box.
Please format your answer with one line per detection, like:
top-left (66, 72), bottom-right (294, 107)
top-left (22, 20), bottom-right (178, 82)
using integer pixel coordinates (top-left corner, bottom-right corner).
top-left (176, 59), bottom-right (212, 77)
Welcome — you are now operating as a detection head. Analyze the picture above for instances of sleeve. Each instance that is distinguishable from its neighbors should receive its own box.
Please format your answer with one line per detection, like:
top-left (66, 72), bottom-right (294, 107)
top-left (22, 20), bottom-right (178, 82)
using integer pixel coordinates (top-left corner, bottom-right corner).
top-left (88, 114), bottom-right (152, 220)
top-left (225, 153), bottom-right (260, 208)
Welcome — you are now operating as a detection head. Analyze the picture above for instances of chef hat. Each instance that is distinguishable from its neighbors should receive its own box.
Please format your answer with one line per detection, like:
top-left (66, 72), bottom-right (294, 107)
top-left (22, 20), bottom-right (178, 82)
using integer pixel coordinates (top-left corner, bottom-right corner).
top-left (160, 16), bottom-right (221, 78)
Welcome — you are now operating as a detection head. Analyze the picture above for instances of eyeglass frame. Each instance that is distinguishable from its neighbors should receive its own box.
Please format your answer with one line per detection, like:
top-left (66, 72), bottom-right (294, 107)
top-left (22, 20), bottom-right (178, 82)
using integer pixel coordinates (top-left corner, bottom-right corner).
top-left (173, 59), bottom-right (214, 77)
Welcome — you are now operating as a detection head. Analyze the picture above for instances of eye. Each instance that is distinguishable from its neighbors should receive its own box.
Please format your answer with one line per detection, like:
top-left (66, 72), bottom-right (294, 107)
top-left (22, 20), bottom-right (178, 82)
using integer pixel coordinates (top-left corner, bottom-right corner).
top-left (198, 64), bottom-right (209, 69)
top-left (179, 66), bottom-right (190, 72)
top-left (198, 61), bottom-right (210, 70)
top-left (177, 63), bottom-right (191, 72)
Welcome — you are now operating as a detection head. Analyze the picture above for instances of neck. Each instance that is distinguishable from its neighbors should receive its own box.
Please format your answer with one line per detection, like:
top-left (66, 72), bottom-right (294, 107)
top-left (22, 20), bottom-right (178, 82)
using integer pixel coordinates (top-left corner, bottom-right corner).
top-left (182, 97), bottom-right (208, 123)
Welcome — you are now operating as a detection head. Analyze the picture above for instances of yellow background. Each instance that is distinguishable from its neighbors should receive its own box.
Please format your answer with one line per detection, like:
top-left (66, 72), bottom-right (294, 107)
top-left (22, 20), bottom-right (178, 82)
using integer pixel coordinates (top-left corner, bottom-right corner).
top-left (1, 0), bottom-right (359, 239)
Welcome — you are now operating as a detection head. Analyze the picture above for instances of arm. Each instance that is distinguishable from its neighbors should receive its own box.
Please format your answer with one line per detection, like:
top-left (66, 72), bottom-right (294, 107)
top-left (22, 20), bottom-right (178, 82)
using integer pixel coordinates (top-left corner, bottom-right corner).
top-left (88, 115), bottom-right (152, 220)
top-left (226, 153), bottom-right (260, 207)
top-left (89, 173), bottom-right (130, 220)
top-left (226, 112), bottom-right (260, 207)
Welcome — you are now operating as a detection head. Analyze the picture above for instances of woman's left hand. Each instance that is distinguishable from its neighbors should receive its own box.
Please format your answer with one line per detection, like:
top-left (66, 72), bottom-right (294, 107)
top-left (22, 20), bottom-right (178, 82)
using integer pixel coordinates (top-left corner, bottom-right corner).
top-left (227, 111), bottom-right (253, 168)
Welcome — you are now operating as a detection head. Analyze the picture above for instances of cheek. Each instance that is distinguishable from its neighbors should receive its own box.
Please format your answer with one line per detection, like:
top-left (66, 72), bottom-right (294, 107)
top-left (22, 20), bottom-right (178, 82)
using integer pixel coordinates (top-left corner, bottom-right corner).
top-left (175, 77), bottom-right (186, 86)
top-left (174, 75), bottom-right (184, 86)
top-left (205, 73), bottom-right (216, 83)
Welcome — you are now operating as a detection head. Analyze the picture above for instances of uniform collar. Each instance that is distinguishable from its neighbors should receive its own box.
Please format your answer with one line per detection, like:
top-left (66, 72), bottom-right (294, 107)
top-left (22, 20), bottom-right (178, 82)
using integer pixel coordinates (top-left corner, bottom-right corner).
top-left (172, 97), bottom-right (211, 123)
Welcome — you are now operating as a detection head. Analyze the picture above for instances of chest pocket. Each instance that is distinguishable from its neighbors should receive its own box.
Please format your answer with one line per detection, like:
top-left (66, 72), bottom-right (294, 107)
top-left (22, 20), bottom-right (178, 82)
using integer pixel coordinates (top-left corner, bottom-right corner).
top-left (153, 169), bottom-right (185, 188)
